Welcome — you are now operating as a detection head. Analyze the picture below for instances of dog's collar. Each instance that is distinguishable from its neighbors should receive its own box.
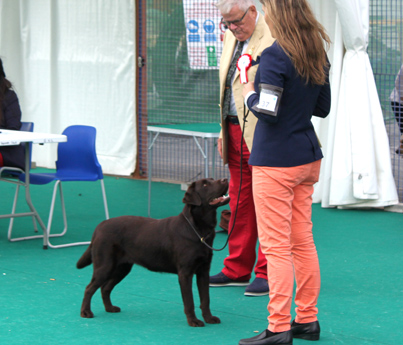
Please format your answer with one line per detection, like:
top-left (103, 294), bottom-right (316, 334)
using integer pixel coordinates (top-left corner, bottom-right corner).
top-left (182, 214), bottom-right (217, 251)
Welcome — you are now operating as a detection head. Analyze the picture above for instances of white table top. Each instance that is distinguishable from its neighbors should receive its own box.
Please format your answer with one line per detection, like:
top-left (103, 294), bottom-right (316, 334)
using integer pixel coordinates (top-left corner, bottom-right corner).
top-left (0, 129), bottom-right (67, 146)
top-left (147, 124), bottom-right (220, 138)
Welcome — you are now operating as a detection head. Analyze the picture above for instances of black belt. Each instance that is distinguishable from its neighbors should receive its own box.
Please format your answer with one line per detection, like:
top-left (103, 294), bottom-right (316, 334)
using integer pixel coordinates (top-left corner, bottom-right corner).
top-left (226, 115), bottom-right (239, 125)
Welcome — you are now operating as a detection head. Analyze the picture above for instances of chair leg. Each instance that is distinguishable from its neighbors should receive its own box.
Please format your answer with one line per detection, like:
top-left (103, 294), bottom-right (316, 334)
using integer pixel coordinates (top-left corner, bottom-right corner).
top-left (8, 184), bottom-right (42, 242)
top-left (46, 181), bottom-right (90, 249)
top-left (44, 179), bottom-right (107, 249)
top-left (7, 179), bottom-right (100, 248)
top-left (7, 184), bottom-right (20, 240)
top-left (100, 179), bottom-right (109, 219)
top-left (9, 180), bottom-right (71, 245)
top-left (46, 180), bottom-right (68, 238)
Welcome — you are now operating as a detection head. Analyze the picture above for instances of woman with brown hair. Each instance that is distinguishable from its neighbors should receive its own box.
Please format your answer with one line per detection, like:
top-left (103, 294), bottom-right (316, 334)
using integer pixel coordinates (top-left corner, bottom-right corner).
top-left (0, 58), bottom-right (24, 170)
top-left (239, 0), bottom-right (331, 344)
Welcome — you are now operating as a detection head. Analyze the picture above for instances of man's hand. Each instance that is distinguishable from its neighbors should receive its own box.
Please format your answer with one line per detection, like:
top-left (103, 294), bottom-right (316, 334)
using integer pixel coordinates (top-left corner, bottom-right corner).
top-left (217, 138), bottom-right (223, 158)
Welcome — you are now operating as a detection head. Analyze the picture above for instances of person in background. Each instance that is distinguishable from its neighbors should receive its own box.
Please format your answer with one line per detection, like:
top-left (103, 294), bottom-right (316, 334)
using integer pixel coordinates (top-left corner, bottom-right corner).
top-left (0, 58), bottom-right (25, 170)
top-left (210, 0), bottom-right (274, 297)
top-left (390, 64), bottom-right (403, 154)
top-left (239, 0), bottom-right (331, 343)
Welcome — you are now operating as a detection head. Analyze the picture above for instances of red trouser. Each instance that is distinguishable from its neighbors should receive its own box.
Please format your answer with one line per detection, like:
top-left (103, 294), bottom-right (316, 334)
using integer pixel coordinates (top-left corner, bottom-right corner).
top-left (252, 160), bottom-right (321, 332)
top-left (222, 122), bottom-right (267, 281)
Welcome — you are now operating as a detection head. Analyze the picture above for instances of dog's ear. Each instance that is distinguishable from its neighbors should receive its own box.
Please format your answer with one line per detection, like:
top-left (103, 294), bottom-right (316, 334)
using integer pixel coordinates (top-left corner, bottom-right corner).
top-left (182, 182), bottom-right (202, 206)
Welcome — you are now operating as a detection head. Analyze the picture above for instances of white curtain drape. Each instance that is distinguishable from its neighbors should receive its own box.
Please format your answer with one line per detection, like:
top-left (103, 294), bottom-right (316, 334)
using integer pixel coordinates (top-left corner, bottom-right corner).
top-left (310, 0), bottom-right (399, 208)
top-left (0, 0), bottom-right (136, 176)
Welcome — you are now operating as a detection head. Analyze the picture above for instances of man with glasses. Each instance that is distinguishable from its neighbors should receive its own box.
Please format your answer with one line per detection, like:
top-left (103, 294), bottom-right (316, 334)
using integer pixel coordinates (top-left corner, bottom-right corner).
top-left (210, 0), bottom-right (274, 296)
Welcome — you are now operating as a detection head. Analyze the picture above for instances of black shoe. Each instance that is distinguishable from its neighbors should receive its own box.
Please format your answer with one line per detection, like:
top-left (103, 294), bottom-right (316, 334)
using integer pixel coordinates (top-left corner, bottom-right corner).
top-left (291, 320), bottom-right (320, 341)
top-left (239, 329), bottom-right (293, 345)
top-left (209, 272), bottom-right (249, 287)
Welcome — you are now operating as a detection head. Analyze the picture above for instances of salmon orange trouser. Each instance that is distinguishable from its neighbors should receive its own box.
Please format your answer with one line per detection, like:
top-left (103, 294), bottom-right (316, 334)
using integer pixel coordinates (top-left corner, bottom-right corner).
top-left (252, 160), bottom-right (321, 333)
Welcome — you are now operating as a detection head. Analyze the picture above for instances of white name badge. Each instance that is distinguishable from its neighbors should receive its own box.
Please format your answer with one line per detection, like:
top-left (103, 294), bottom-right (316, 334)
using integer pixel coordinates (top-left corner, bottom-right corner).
top-left (252, 84), bottom-right (284, 117)
top-left (257, 93), bottom-right (278, 112)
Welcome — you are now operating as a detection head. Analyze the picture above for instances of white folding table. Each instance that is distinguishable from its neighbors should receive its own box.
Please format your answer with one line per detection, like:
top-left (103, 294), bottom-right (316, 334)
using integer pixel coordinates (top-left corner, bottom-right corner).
top-left (147, 123), bottom-right (220, 217)
top-left (0, 129), bottom-right (67, 249)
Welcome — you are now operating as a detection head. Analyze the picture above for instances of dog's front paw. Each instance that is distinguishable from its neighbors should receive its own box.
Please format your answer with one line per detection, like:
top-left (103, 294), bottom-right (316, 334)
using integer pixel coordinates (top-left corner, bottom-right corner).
top-left (105, 306), bottom-right (121, 313)
top-left (205, 315), bottom-right (221, 324)
top-left (187, 317), bottom-right (205, 327)
top-left (81, 309), bottom-right (94, 318)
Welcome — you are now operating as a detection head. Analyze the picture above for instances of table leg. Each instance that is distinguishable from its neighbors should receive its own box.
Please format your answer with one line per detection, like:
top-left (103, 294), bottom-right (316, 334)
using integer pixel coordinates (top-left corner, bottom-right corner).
top-left (204, 138), bottom-right (208, 178)
top-left (212, 138), bottom-right (217, 179)
top-left (148, 131), bottom-right (153, 217)
top-left (23, 142), bottom-right (49, 249)
top-left (148, 131), bottom-right (160, 217)
top-left (192, 136), bottom-right (208, 178)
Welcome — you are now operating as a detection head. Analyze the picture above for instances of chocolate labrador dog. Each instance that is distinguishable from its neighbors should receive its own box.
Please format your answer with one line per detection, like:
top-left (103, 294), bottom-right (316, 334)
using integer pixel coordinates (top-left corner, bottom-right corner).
top-left (77, 178), bottom-right (229, 327)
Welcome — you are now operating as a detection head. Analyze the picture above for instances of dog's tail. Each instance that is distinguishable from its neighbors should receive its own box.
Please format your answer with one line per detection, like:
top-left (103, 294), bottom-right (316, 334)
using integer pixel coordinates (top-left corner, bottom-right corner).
top-left (76, 245), bottom-right (92, 269)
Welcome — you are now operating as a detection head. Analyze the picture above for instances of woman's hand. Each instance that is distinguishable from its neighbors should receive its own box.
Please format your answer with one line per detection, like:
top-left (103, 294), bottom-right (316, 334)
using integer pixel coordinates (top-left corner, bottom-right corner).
top-left (242, 81), bottom-right (255, 98)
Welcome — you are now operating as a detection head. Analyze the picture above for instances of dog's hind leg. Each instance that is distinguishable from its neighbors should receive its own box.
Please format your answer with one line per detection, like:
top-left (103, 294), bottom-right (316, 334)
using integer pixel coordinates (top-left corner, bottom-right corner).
top-left (196, 267), bottom-right (220, 324)
top-left (101, 263), bottom-right (133, 313)
top-left (80, 266), bottom-right (115, 318)
top-left (178, 271), bottom-right (204, 327)
top-left (80, 278), bottom-right (102, 318)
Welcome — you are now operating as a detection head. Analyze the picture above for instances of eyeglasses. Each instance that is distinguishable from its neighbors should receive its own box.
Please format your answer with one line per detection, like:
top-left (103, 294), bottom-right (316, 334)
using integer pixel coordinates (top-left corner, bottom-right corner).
top-left (221, 7), bottom-right (250, 29)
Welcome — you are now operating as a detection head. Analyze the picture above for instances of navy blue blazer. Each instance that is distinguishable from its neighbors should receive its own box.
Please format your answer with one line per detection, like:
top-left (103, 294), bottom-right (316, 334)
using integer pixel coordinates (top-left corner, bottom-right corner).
top-left (0, 89), bottom-right (25, 170)
top-left (247, 41), bottom-right (331, 167)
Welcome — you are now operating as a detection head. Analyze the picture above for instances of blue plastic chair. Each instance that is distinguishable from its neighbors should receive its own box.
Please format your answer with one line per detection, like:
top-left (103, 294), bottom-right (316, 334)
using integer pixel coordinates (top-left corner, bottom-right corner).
top-left (13, 125), bottom-right (109, 248)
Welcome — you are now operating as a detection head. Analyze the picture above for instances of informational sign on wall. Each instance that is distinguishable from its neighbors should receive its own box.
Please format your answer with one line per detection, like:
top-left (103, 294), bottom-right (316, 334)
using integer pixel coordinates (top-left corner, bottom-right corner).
top-left (183, 0), bottom-right (226, 69)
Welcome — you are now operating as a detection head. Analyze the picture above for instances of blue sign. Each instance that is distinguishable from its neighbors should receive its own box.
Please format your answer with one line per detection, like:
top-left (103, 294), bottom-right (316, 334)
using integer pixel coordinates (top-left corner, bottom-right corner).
top-left (205, 35), bottom-right (216, 42)
top-left (203, 20), bottom-right (215, 33)
top-left (187, 20), bottom-right (199, 33)
top-left (189, 35), bottom-right (201, 42)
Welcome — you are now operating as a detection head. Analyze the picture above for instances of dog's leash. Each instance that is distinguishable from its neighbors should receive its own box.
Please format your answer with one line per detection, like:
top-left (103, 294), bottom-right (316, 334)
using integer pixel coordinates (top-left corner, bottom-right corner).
top-left (184, 106), bottom-right (249, 252)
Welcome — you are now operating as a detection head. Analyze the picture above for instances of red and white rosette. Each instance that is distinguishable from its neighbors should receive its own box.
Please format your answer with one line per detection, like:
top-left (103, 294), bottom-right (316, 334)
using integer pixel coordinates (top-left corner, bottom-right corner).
top-left (237, 54), bottom-right (252, 84)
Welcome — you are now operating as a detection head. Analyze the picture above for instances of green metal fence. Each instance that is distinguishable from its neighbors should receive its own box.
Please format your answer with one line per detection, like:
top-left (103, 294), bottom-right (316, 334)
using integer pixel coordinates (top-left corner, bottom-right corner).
top-left (143, 0), bottom-right (403, 200)
top-left (369, 0), bottom-right (403, 201)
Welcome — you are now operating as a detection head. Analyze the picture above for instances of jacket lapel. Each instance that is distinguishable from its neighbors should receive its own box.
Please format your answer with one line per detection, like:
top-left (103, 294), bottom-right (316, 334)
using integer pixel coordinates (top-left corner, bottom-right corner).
top-left (233, 15), bottom-right (266, 83)
top-left (220, 36), bottom-right (237, 92)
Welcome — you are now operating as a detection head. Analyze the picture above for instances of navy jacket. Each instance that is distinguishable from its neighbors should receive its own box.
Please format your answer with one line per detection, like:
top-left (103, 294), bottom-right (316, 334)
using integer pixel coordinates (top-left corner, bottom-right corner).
top-left (247, 41), bottom-right (331, 167)
top-left (0, 89), bottom-right (25, 170)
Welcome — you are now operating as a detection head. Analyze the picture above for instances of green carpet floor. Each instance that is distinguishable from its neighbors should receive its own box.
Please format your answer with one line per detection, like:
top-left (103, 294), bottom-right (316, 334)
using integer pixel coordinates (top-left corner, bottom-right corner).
top-left (0, 170), bottom-right (402, 344)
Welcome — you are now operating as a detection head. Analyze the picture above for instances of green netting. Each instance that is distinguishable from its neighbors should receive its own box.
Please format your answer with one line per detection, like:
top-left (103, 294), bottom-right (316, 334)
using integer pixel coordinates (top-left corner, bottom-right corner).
top-left (368, 0), bottom-right (403, 202)
top-left (369, 0), bottom-right (402, 121)
top-left (147, 0), bottom-right (220, 125)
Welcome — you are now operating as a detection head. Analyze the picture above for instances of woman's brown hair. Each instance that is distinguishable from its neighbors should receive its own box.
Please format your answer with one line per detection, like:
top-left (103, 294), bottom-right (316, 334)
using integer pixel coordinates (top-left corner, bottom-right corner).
top-left (0, 58), bottom-right (12, 122)
top-left (260, 0), bottom-right (331, 85)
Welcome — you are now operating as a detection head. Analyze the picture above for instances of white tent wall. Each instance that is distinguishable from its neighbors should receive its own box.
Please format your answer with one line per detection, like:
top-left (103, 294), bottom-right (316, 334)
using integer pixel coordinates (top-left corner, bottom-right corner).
top-left (309, 0), bottom-right (399, 208)
top-left (0, 0), bottom-right (136, 176)
top-left (308, 0), bottom-right (344, 206)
